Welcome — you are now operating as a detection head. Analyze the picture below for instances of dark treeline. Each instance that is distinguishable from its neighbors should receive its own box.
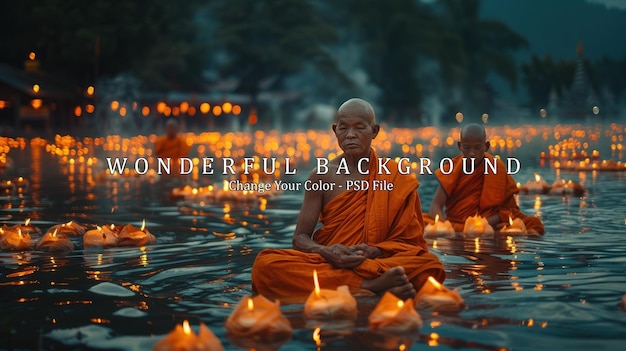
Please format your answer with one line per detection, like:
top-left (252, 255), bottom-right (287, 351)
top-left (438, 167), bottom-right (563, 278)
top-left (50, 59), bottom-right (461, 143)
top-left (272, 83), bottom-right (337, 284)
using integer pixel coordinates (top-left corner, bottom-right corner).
top-left (1, 0), bottom-right (624, 127)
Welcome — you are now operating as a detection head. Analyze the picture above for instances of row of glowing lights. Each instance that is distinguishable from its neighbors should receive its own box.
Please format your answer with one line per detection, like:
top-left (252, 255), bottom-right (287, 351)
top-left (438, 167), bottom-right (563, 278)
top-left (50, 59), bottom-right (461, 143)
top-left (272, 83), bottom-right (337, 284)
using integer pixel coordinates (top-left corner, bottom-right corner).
top-left (38, 125), bottom-right (625, 175)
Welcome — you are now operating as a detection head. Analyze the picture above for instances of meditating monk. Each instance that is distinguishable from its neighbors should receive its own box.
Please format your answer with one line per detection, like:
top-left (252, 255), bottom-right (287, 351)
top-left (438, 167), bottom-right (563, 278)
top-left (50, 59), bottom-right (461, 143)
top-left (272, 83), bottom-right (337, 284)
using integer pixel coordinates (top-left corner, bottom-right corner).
top-left (154, 118), bottom-right (190, 176)
top-left (252, 98), bottom-right (445, 301)
top-left (428, 123), bottom-right (544, 235)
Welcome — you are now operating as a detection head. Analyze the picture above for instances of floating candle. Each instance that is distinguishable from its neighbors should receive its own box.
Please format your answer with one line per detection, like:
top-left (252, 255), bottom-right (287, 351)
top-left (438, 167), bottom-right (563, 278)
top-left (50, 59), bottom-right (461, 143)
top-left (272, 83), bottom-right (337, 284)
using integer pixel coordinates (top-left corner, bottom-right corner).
top-left (83, 225), bottom-right (119, 248)
top-left (368, 292), bottom-right (422, 333)
top-left (153, 320), bottom-right (224, 351)
top-left (462, 215), bottom-right (494, 235)
top-left (521, 173), bottom-right (551, 194)
top-left (225, 295), bottom-right (292, 341)
top-left (36, 228), bottom-right (74, 252)
top-left (0, 179), bottom-right (16, 195)
top-left (548, 179), bottom-right (585, 197)
top-left (0, 228), bottom-right (33, 251)
top-left (500, 216), bottom-right (528, 235)
top-left (118, 219), bottom-right (156, 247)
top-left (11, 218), bottom-right (42, 237)
top-left (49, 221), bottom-right (86, 237)
top-left (415, 276), bottom-right (465, 312)
top-left (424, 214), bottom-right (455, 237)
top-left (304, 270), bottom-right (357, 320)
top-left (13, 176), bottom-right (30, 192)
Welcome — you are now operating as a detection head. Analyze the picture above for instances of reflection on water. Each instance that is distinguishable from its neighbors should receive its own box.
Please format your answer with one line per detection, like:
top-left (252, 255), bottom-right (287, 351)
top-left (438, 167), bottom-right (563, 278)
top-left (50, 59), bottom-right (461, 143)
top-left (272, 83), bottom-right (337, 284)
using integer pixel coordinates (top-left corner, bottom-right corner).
top-left (1, 128), bottom-right (626, 351)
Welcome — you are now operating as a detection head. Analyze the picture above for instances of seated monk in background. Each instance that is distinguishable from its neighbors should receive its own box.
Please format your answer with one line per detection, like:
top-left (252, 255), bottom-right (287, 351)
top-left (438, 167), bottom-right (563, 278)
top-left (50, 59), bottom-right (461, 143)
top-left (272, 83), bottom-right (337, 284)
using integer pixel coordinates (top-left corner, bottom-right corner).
top-left (252, 98), bottom-right (445, 300)
top-left (154, 118), bottom-right (190, 176)
top-left (427, 123), bottom-right (544, 235)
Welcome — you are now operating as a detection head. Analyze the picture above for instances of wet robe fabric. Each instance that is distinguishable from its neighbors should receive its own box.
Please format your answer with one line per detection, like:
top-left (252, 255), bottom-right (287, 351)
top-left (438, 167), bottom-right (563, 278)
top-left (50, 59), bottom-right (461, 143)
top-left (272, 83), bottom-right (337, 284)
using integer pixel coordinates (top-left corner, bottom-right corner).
top-left (426, 154), bottom-right (544, 234)
top-left (251, 149), bottom-right (445, 300)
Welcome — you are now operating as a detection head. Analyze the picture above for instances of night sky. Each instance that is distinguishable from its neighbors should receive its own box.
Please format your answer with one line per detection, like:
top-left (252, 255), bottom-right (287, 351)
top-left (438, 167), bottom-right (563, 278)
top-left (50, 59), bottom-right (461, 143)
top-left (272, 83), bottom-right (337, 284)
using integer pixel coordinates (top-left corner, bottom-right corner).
top-left (480, 0), bottom-right (626, 60)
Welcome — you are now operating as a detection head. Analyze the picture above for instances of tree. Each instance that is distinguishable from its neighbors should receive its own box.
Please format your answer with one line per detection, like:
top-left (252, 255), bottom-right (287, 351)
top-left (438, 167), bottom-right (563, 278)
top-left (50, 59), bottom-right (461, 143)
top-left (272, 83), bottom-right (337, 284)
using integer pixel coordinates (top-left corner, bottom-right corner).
top-left (439, 0), bottom-right (528, 116)
top-left (329, 0), bottom-right (465, 124)
top-left (0, 0), bottom-right (205, 91)
top-left (521, 55), bottom-right (577, 110)
top-left (211, 0), bottom-right (345, 114)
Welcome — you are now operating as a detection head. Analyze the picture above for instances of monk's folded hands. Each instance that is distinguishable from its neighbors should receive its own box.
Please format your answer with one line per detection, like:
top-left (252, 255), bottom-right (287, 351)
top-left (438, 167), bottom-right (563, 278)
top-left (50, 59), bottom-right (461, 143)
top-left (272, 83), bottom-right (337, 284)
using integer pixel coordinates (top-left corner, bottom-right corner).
top-left (349, 243), bottom-right (383, 259)
top-left (318, 244), bottom-right (366, 268)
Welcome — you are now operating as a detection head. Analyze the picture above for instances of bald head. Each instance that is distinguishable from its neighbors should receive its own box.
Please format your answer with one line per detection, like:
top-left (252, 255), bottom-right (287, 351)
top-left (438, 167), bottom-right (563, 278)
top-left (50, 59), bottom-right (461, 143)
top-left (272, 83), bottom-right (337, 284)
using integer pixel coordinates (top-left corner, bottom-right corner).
top-left (458, 123), bottom-right (489, 160)
top-left (459, 123), bottom-right (486, 143)
top-left (165, 118), bottom-right (180, 138)
top-left (332, 98), bottom-right (379, 157)
top-left (336, 98), bottom-right (375, 125)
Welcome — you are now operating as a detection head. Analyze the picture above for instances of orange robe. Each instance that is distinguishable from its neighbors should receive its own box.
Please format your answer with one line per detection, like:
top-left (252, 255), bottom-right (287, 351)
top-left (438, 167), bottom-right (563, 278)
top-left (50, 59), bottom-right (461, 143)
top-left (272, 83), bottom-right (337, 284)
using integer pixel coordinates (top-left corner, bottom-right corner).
top-left (154, 135), bottom-right (190, 176)
top-left (426, 154), bottom-right (544, 234)
top-left (252, 149), bottom-right (445, 300)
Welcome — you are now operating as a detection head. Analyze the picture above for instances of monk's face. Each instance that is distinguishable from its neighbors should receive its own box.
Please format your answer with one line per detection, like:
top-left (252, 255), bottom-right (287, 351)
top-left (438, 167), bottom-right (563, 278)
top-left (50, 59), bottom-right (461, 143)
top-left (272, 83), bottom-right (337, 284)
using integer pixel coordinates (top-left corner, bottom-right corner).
top-left (165, 123), bottom-right (179, 139)
top-left (332, 115), bottom-right (379, 157)
top-left (458, 135), bottom-right (490, 162)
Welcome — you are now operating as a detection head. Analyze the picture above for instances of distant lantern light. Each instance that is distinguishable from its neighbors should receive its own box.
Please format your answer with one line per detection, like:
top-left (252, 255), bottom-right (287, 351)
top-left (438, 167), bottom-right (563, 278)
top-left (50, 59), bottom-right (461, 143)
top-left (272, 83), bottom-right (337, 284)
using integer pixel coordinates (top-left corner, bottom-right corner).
top-left (119, 107), bottom-right (127, 117)
top-left (156, 101), bottom-right (166, 114)
top-left (110, 101), bottom-right (119, 111)
top-left (32, 84), bottom-right (40, 94)
top-left (188, 106), bottom-right (196, 116)
top-left (164, 106), bottom-right (172, 116)
top-left (200, 102), bottom-right (210, 114)
top-left (85, 104), bottom-right (95, 113)
top-left (592, 106), bottom-right (599, 115)
top-left (30, 99), bottom-right (43, 109)
top-left (132, 102), bottom-right (138, 111)
top-left (248, 113), bottom-right (258, 125)
top-left (232, 105), bottom-right (242, 115)
top-left (180, 101), bottom-right (189, 113)
top-left (142, 106), bottom-right (150, 116)
top-left (482, 113), bottom-right (489, 124)
top-left (213, 105), bottom-right (222, 116)
top-left (540, 108), bottom-right (547, 118)
top-left (74, 106), bottom-right (82, 117)
top-left (172, 106), bottom-right (180, 116)
top-left (86, 86), bottom-right (95, 96)
top-left (455, 112), bottom-right (463, 123)
top-left (222, 102), bottom-right (233, 114)
top-left (28, 52), bottom-right (36, 60)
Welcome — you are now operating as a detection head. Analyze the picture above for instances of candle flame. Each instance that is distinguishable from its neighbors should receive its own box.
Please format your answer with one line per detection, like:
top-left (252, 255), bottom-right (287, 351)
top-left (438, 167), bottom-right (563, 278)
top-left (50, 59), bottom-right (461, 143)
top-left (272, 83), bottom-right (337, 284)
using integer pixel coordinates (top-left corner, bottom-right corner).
top-left (182, 320), bottom-right (191, 335)
top-left (25, 218), bottom-right (31, 226)
top-left (312, 327), bottom-right (321, 346)
top-left (247, 297), bottom-right (254, 311)
top-left (399, 344), bottom-right (406, 351)
top-left (18, 228), bottom-right (22, 237)
top-left (52, 228), bottom-right (58, 238)
top-left (111, 224), bottom-right (115, 230)
top-left (509, 216), bottom-right (514, 226)
top-left (140, 219), bottom-right (146, 231)
top-left (428, 276), bottom-right (443, 291)
top-left (534, 173), bottom-right (541, 182)
top-left (397, 300), bottom-right (404, 308)
top-left (434, 214), bottom-right (439, 223)
top-left (313, 269), bottom-right (321, 297)
top-left (67, 221), bottom-right (73, 226)
top-left (223, 179), bottom-right (229, 191)
top-left (96, 225), bottom-right (102, 231)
